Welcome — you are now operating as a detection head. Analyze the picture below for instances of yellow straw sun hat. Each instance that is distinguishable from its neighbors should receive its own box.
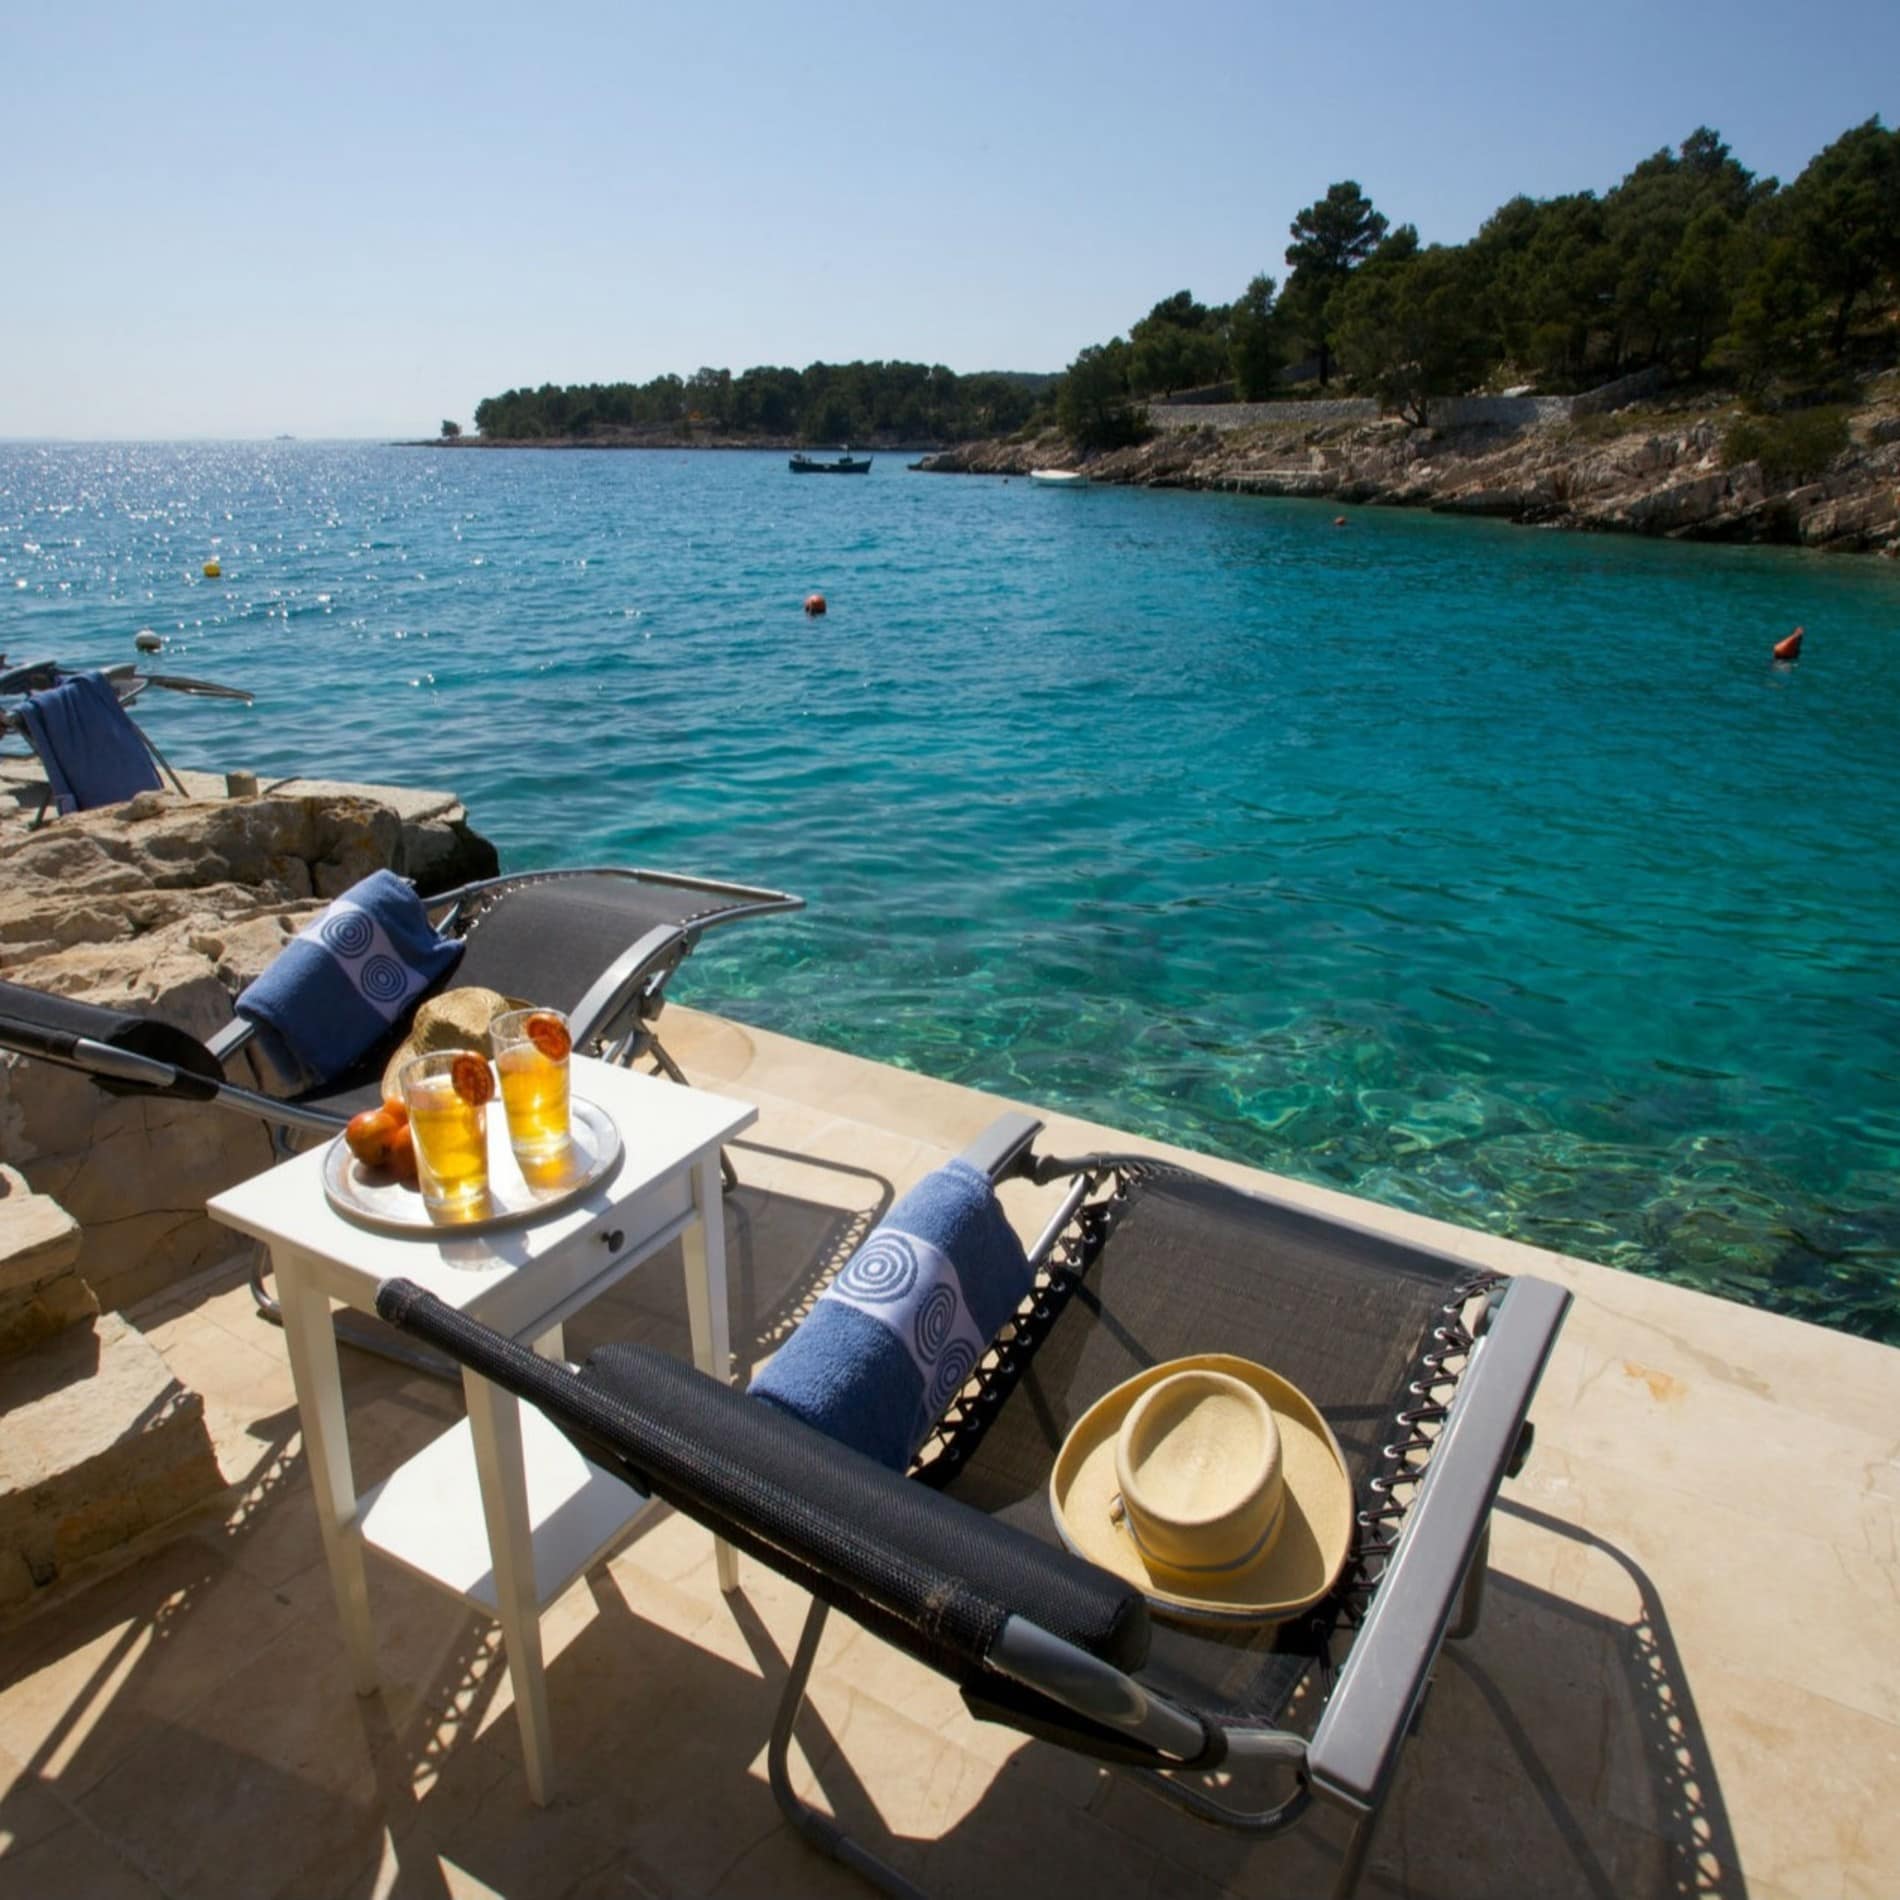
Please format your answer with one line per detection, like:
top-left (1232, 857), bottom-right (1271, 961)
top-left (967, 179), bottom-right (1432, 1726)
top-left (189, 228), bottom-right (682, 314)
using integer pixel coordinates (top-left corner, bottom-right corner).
top-left (1049, 1354), bottom-right (1353, 1625)
top-left (378, 986), bottom-right (528, 1101)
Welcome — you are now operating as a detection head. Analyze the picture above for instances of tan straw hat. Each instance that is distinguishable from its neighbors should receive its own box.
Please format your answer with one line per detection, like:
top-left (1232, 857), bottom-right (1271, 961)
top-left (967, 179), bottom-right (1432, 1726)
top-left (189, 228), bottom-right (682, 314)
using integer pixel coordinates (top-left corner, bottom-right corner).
top-left (1049, 1354), bottom-right (1353, 1625)
top-left (379, 986), bottom-right (528, 1101)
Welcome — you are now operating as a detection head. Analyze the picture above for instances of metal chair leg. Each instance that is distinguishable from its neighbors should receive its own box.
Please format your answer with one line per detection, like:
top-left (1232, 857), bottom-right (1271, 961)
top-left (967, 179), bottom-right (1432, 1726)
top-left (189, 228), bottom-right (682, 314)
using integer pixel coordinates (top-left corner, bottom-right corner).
top-left (768, 1599), bottom-right (927, 1900)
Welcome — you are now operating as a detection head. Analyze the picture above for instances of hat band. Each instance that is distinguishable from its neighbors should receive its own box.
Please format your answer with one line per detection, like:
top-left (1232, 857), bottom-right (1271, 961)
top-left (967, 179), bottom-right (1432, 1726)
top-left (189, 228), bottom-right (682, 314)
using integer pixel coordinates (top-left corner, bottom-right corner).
top-left (1119, 1490), bottom-right (1285, 1577)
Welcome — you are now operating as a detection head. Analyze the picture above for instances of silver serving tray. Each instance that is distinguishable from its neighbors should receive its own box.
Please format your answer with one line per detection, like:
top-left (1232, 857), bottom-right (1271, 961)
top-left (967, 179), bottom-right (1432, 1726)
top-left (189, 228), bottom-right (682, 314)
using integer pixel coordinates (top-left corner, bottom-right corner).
top-left (321, 1095), bottom-right (623, 1238)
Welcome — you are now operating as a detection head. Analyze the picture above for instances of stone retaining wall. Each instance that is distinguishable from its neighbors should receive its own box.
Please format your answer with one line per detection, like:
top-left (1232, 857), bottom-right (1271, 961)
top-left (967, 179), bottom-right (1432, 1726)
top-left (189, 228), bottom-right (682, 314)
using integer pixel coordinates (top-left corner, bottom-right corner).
top-left (1152, 399), bottom-right (1382, 431)
top-left (1152, 368), bottom-right (1672, 436)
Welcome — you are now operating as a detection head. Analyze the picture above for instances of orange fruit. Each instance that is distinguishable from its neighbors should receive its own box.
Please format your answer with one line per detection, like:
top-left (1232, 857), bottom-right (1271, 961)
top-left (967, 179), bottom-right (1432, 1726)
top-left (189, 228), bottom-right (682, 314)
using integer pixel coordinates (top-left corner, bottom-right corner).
top-left (525, 1012), bottom-right (571, 1062)
top-left (450, 1053), bottom-right (495, 1106)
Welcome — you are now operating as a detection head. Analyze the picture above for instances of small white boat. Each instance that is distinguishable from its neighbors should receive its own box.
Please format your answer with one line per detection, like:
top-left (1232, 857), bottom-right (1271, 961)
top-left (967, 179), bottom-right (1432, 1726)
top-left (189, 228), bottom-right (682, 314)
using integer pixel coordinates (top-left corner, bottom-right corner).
top-left (1029, 468), bottom-right (1089, 487)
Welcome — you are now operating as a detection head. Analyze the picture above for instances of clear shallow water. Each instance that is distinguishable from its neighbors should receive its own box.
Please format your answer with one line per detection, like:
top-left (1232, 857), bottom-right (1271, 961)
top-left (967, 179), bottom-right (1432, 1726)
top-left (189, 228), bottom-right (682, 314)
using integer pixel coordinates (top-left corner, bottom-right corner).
top-left (6, 441), bottom-right (1900, 1338)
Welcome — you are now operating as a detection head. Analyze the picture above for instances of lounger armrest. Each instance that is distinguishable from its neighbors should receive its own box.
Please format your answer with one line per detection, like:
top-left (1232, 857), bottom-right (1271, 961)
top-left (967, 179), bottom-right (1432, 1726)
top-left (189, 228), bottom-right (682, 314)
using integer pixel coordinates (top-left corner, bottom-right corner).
top-left (1307, 1274), bottom-right (1570, 1816)
top-left (375, 1280), bottom-right (1151, 1681)
top-left (956, 1113), bottom-right (1045, 1185)
top-left (566, 924), bottom-right (686, 1048)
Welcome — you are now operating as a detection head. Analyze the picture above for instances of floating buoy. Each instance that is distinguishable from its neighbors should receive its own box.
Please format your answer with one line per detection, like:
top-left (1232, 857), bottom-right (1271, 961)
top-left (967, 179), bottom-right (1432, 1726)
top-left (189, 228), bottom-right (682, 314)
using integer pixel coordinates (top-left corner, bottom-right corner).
top-left (1333, 515), bottom-right (1349, 527)
top-left (1772, 625), bottom-right (1804, 663)
top-left (804, 593), bottom-right (827, 617)
top-left (134, 629), bottom-right (162, 653)
top-left (202, 559), bottom-right (222, 579)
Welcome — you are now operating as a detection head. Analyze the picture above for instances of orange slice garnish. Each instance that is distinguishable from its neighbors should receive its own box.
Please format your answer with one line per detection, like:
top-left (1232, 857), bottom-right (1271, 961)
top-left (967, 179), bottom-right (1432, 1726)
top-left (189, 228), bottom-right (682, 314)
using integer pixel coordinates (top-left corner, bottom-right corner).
top-left (450, 1053), bottom-right (495, 1105)
top-left (525, 1012), bottom-right (572, 1062)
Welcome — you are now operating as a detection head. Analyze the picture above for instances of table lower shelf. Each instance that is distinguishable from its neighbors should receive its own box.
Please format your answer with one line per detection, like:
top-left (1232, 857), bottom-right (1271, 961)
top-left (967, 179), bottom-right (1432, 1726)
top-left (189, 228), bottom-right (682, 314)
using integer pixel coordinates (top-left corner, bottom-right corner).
top-left (357, 1405), bottom-right (652, 1615)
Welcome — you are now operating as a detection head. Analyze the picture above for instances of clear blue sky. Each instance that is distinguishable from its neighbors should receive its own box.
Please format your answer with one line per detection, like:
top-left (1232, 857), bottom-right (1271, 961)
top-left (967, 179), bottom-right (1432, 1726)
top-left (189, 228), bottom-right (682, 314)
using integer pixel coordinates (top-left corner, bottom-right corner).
top-left (4, 0), bottom-right (1894, 439)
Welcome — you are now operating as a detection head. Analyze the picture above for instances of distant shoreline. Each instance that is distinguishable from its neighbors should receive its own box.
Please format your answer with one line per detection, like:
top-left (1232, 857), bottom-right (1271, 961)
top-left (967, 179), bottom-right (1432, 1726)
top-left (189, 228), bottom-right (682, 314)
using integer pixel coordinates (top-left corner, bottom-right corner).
top-left (398, 436), bottom-right (950, 454)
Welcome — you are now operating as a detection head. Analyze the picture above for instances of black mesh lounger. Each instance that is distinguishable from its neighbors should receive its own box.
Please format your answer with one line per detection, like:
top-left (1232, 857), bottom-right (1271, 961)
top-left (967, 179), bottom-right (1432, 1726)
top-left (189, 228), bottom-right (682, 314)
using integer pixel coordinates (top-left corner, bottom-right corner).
top-left (0, 864), bottom-right (801, 1355)
top-left (0, 864), bottom-right (801, 1131)
top-left (375, 1111), bottom-right (1570, 1899)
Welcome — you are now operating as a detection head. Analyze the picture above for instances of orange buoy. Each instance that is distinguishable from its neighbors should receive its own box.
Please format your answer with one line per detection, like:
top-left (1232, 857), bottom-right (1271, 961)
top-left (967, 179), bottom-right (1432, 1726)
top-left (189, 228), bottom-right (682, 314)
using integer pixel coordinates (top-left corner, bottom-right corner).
top-left (804, 593), bottom-right (827, 616)
top-left (1332, 515), bottom-right (1348, 527)
top-left (1772, 625), bottom-right (1804, 663)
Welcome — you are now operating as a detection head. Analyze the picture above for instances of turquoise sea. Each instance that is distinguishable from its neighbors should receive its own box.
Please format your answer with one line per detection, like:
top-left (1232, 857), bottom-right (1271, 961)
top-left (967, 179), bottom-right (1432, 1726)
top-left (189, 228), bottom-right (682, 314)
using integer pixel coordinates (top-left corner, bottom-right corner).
top-left (5, 442), bottom-right (1900, 1339)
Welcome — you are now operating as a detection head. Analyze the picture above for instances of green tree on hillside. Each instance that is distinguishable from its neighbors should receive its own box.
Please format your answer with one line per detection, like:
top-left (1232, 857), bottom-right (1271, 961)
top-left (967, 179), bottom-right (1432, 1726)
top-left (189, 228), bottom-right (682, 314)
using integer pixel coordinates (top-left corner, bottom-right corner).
top-left (1126, 291), bottom-right (1231, 396)
top-left (1228, 274), bottom-right (1282, 399)
top-left (1785, 118), bottom-right (1900, 357)
top-left (1334, 243), bottom-right (1491, 423)
top-left (1282, 181), bottom-right (1389, 385)
top-left (440, 419), bottom-right (461, 439)
top-left (1056, 340), bottom-right (1146, 449)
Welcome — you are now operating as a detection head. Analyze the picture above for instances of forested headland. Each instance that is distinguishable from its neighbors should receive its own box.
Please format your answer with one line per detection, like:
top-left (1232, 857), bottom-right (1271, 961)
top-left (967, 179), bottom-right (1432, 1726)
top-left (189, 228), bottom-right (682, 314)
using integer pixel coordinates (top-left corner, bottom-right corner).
top-left (463, 364), bottom-right (1053, 447)
top-left (446, 116), bottom-right (1895, 460)
top-left (1054, 117), bottom-right (1899, 446)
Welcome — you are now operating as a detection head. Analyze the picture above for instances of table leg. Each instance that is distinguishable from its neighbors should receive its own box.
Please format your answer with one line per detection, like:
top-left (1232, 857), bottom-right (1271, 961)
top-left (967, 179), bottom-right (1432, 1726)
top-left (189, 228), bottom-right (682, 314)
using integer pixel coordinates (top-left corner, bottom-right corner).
top-left (274, 1255), bottom-right (379, 1697)
top-left (462, 1369), bottom-right (555, 1805)
top-left (681, 1150), bottom-right (739, 1594)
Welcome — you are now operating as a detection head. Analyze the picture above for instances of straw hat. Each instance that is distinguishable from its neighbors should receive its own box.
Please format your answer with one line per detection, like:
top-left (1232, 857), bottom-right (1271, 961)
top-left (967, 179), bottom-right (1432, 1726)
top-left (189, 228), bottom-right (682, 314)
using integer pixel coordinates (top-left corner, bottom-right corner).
top-left (379, 986), bottom-right (528, 1101)
top-left (1049, 1354), bottom-right (1353, 1625)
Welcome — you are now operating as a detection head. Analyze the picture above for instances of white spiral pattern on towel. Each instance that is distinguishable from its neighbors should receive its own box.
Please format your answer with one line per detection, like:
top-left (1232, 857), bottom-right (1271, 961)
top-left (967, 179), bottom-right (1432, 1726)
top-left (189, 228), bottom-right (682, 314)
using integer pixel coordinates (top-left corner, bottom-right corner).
top-left (321, 910), bottom-right (375, 959)
top-left (928, 1338), bottom-right (980, 1411)
top-left (912, 1282), bottom-right (957, 1359)
top-left (836, 1232), bottom-right (920, 1304)
top-left (820, 1226), bottom-right (988, 1410)
top-left (359, 954), bottom-right (407, 1003)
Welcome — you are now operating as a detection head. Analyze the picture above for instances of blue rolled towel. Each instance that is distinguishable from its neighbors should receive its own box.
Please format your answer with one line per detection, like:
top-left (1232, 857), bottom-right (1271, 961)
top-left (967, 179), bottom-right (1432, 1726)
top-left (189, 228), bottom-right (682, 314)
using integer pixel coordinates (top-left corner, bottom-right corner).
top-left (751, 1158), bottom-right (1033, 1470)
top-left (235, 870), bottom-right (464, 1088)
top-left (17, 673), bottom-right (162, 814)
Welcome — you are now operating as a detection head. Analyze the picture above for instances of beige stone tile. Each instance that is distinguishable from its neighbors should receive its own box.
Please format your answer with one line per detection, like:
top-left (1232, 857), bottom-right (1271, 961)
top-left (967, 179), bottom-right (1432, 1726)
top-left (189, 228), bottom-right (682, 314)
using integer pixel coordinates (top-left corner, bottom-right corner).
top-left (0, 1535), bottom-right (306, 1797)
top-left (0, 1816), bottom-right (169, 1900)
top-left (68, 1613), bottom-right (395, 1900)
top-left (1510, 1449), bottom-right (1900, 1730)
top-left (0, 1739), bottom-right (69, 1856)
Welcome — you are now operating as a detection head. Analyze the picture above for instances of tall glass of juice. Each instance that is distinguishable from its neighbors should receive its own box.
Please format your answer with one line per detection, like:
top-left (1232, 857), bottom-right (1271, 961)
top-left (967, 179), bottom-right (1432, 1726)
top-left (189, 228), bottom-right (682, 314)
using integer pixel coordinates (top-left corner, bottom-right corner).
top-left (492, 1008), bottom-right (573, 1162)
top-left (399, 1049), bottom-right (494, 1216)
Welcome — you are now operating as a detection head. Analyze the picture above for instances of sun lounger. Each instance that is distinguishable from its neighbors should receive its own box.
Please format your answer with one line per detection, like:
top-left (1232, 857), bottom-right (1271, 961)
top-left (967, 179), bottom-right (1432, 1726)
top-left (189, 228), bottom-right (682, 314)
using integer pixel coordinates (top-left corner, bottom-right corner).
top-left (0, 864), bottom-right (802, 1357)
top-left (375, 1112), bottom-right (1569, 1898)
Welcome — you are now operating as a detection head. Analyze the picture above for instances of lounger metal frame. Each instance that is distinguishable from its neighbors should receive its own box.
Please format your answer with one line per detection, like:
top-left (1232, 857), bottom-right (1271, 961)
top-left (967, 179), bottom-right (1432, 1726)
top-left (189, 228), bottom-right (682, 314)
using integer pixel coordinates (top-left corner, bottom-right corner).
top-left (378, 1111), bottom-right (1570, 1899)
top-left (0, 863), bottom-right (802, 1366)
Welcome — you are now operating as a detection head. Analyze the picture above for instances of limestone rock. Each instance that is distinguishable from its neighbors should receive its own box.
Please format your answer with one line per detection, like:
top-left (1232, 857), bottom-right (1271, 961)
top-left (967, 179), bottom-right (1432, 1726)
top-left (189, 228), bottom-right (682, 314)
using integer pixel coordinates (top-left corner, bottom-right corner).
top-left (0, 783), bottom-right (501, 1309)
top-left (0, 1166), bottom-right (96, 1355)
top-left (919, 379), bottom-right (1900, 557)
top-left (0, 1310), bottom-right (223, 1608)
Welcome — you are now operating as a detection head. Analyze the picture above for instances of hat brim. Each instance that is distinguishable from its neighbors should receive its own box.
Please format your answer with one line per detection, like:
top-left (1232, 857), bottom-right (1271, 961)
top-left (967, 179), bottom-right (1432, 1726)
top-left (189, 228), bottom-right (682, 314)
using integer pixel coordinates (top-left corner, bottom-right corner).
top-left (1049, 1354), bottom-right (1353, 1626)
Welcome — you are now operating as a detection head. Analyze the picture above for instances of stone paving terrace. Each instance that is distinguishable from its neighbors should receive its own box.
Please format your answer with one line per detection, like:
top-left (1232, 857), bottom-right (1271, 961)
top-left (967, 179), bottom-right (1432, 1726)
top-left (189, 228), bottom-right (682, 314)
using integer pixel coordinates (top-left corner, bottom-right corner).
top-left (3, 1007), bottom-right (1897, 1899)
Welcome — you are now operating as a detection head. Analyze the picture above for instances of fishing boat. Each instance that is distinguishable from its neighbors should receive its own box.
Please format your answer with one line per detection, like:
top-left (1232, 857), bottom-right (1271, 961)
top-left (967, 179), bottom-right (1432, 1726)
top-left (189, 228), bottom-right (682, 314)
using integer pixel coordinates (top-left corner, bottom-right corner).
top-left (789, 450), bottom-right (872, 475)
top-left (1028, 468), bottom-right (1088, 487)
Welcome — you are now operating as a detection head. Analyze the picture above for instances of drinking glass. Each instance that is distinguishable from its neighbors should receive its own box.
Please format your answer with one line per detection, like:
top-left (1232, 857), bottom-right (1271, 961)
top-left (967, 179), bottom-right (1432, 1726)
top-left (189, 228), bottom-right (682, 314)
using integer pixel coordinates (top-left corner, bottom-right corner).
top-left (492, 1008), bottom-right (573, 1162)
top-left (399, 1049), bottom-right (493, 1215)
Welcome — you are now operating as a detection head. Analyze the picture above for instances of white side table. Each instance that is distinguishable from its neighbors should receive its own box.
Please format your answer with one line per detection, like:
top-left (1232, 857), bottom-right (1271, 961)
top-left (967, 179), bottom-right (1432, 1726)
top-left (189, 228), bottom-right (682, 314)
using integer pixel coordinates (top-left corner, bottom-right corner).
top-left (208, 1057), bottom-right (755, 1804)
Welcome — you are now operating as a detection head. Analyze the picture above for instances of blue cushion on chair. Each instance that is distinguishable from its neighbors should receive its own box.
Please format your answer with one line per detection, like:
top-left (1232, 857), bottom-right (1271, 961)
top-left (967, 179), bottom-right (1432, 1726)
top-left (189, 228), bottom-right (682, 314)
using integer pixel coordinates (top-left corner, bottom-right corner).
top-left (751, 1159), bottom-right (1032, 1470)
top-left (16, 673), bottom-right (163, 814)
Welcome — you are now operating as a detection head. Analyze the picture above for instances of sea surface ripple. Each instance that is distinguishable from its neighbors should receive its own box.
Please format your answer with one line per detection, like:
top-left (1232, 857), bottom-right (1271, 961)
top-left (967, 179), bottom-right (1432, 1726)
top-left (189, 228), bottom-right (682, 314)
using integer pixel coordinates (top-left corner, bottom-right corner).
top-left (5, 441), bottom-right (1900, 1339)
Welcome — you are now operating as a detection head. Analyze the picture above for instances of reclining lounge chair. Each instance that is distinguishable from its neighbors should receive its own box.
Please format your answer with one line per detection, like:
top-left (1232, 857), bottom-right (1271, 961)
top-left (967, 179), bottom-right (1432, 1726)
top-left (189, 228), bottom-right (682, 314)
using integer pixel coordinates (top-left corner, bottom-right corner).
top-left (0, 864), bottom-right (801, 1346)
top-left (0, 865), bottom-right (801, 1132)
top-left (1, 666), bottom-right (182, 816)
top-left (375, 1112), bottom-right (1571, 1899)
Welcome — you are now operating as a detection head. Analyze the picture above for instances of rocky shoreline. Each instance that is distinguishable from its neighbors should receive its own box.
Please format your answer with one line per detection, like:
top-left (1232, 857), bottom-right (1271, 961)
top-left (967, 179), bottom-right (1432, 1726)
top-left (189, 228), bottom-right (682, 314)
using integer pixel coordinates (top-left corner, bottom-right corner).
top-left (922, 387), bottom-right (1900, 557)
top-left (0, 776), bottom-right (500, 1309)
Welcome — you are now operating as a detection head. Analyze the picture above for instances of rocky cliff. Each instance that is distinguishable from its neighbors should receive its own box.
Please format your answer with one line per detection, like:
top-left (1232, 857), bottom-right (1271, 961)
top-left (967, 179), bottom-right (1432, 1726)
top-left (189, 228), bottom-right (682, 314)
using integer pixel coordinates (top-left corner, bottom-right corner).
top-left (0, 784), bottom-right (500, 1308)
top-left (925, 385), bottom-right (1900, 556)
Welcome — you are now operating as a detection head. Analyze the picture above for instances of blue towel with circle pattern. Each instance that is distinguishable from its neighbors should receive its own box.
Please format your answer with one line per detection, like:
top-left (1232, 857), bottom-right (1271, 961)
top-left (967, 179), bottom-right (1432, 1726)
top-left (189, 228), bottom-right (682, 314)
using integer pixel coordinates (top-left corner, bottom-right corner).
top-left (750, 1158), bottom-right (1032, 1470)
top-left (234, 870), bottom-right (463, 1088)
